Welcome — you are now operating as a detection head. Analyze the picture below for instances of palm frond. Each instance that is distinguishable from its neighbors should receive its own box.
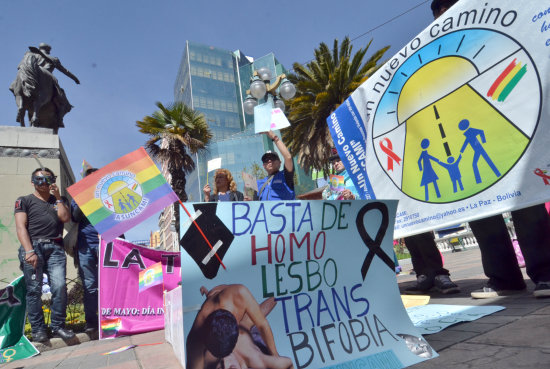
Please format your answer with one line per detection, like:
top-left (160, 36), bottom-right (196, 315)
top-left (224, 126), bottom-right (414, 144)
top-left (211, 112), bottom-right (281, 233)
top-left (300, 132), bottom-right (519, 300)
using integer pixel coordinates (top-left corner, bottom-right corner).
top-left (285, 36), bottom-right (388, 173)
top-left (136, 101), bottom-right (213, 204)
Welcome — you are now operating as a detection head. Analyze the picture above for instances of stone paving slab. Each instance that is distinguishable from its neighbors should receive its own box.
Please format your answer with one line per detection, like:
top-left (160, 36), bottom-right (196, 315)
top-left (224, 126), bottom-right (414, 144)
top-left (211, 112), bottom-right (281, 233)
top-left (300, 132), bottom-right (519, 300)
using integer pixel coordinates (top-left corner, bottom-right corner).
top-left (412, 342), bottom-right (550, 368)
top-left (468, 314), bottom-right (550, 348)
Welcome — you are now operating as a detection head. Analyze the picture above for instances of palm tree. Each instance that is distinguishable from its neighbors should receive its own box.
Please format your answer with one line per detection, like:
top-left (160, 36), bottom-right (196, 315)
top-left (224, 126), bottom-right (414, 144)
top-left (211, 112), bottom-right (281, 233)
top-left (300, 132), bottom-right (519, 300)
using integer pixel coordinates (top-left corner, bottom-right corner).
top-left (136, 101), bottom-right (212, 233)
top-left (283, 37), bottom-right (389, 175)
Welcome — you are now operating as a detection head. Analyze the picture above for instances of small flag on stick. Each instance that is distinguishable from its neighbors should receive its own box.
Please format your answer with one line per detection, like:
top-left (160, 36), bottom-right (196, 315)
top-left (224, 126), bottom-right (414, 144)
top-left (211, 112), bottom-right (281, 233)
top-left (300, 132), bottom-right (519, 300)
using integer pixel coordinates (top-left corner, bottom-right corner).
top-left (207, 158), bottom-right (222, 173)
top-left (206, 158), bottom-right (222, 185)
top-left (80, 160), bottom-right (93, 179)
top-left (138, 262), bottom-right (163, 292)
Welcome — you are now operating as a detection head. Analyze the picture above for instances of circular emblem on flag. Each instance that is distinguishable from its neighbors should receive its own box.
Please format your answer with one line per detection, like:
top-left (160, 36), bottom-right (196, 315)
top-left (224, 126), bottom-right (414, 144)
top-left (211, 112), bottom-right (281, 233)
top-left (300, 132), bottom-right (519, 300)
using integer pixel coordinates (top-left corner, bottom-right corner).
top-left (143, 269), bottom-right (155, 285)
top-left (98, 171), bottom-right (148, 219)
top-left (372, 29), bottom-right (541, 203)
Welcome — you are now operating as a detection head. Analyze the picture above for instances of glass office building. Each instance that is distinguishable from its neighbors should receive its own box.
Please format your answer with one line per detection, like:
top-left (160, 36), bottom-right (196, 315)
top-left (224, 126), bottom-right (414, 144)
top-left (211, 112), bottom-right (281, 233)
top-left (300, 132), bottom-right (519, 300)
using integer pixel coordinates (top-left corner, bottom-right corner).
top-left (173, 41), bottom-right (315, 201)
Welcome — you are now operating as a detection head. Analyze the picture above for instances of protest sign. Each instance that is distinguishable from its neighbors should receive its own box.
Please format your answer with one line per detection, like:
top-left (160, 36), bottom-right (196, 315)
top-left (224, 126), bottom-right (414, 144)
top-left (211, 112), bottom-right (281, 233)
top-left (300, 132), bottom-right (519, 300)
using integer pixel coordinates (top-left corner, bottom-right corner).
top-left (68, 148), bottom-right (179, 242)
top-left (0, 276), bottom-right (39, 363)
top-left (254, 102), bottom-right (273, 133)
top-left (327, 0), bottom-right (550, 237)
top-left (270, 107), bottom-right (291, 130)
top-left (180, 200), bottom-right (436, 368)
top-left (98, 239), bottom-right (181, 339)
top-left (407, 304), bottom-right (505, 335)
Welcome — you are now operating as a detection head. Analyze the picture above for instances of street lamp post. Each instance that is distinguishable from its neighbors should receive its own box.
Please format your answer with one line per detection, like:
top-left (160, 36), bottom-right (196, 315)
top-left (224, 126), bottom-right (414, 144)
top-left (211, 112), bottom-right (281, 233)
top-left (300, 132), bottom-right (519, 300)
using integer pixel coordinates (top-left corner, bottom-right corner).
top-left (242, 67), bottom-right (296, 117)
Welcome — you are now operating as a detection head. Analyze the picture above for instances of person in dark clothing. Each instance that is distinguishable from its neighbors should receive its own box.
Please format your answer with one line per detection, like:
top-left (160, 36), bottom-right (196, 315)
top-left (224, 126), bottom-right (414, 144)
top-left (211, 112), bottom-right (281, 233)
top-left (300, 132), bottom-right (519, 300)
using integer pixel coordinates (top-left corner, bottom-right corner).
top-left (403, 232), bottom-right (460, 295)
top-left (70, 167), bottom-right (100, 333)
top-left (470, 205), bottom-right (550, 298)
top-left (15, 168), bottom-right (75, 342)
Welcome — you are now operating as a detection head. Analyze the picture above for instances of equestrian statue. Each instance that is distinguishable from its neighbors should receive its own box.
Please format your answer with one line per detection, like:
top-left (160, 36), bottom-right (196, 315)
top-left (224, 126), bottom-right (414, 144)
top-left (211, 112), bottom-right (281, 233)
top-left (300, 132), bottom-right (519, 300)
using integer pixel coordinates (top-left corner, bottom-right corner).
top-left (10, 43), bottom-right (80, 134)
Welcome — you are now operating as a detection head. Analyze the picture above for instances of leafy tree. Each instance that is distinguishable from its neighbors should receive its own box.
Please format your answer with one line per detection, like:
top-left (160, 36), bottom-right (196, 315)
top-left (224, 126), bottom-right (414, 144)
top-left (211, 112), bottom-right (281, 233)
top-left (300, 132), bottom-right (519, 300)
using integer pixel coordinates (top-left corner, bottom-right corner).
top-left (283, 37), bottom-right (389, 175)
top-left (136, 101), bottom-right (212, 234)
top-left (242, 162), bottom-right (266, 181)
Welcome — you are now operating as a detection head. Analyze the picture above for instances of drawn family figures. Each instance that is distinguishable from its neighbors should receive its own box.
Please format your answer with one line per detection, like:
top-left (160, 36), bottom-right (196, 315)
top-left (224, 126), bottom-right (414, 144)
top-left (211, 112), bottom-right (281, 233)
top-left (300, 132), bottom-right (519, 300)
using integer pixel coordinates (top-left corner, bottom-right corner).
top-left (417, 119), bottom-right (501, 200)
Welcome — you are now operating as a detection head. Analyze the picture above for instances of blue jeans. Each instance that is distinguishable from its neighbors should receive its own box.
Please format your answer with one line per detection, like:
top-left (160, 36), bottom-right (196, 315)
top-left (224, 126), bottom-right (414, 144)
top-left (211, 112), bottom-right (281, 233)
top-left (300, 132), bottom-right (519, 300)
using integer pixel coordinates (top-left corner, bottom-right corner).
top-left (78, 243), bottom-right (99, 328)
top-left (19, 241), bottom-right (67, 334)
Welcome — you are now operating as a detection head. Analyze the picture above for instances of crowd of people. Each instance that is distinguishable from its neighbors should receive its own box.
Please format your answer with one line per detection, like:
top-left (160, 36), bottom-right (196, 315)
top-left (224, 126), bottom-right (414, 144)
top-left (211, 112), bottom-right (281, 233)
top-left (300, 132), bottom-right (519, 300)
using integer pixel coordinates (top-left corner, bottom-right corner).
top-left (11, 4), bottom-right (550, 368)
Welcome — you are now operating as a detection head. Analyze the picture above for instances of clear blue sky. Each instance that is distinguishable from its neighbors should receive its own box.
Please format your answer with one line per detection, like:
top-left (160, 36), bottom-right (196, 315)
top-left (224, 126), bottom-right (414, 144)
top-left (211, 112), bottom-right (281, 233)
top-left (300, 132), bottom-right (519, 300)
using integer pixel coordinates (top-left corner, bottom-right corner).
top-left (0, 0), bottom-right (433, 241)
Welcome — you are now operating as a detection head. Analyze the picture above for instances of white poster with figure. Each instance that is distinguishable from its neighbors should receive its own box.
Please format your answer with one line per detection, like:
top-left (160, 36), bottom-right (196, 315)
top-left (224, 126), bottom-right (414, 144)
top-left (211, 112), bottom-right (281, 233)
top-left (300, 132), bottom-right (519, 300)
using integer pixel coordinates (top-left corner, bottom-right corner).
top-left (179, 200), bottom-right (437, 369)
top-left (328, 0), bottom-right (550, 237)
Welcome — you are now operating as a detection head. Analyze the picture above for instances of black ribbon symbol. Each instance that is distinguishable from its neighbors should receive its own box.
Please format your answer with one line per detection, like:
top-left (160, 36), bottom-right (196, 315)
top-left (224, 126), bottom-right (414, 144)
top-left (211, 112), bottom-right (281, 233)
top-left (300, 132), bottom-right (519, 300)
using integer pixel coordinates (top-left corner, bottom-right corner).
top-left (355, 202), bottom-right (395, 280)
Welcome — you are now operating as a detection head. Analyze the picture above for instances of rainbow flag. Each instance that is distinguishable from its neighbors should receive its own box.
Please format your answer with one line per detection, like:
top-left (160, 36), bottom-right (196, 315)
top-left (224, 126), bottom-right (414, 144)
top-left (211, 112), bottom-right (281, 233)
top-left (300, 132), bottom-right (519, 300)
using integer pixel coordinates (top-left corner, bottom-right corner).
top-left (329, 174), bottom-right (345, 192)
top-left (487, 58), bottom-right (527, 102)
top-left (80, 159), bottom-right (93, 179)
top-left (101, 317), bottom-right (122, 333)
top-left (67, 148), bottom-right (179, 242)
top-left (102, 345), bottom-right (136, 355)
top-left (139, 262), bottom-right (163, 292)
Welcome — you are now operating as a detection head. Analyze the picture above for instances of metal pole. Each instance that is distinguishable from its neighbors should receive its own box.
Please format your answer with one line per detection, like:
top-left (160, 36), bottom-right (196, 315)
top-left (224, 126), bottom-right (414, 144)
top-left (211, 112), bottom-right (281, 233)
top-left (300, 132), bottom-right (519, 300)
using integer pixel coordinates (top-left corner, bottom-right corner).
top-left (196, 152), bottom-right (202, 201)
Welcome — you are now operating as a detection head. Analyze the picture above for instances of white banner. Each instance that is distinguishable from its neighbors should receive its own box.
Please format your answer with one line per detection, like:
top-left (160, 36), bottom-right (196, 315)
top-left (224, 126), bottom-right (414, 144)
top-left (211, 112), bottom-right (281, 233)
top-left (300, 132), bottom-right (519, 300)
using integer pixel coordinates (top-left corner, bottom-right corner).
top-left (328, 0), bottom-right (550, 237)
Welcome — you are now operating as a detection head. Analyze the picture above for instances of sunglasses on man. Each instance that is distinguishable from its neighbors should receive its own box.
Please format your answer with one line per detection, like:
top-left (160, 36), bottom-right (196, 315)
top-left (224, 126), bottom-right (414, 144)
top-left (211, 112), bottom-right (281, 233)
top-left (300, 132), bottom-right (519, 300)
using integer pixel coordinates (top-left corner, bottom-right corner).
top-left (32, 175), bottom-right (57, 186)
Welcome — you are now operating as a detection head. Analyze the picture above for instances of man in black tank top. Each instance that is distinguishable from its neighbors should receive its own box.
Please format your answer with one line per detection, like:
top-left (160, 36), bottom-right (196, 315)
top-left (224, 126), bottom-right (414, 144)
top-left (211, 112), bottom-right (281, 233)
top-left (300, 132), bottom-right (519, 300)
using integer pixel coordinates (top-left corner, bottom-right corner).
top-left (14, 168), bottom-right (75, 342)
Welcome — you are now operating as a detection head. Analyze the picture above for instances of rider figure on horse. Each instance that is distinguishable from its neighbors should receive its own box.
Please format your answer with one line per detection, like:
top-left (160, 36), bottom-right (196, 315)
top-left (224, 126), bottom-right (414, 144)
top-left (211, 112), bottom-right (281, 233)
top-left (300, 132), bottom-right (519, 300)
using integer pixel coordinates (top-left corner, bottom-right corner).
top-left (10, 43), bottom-right (80, 133)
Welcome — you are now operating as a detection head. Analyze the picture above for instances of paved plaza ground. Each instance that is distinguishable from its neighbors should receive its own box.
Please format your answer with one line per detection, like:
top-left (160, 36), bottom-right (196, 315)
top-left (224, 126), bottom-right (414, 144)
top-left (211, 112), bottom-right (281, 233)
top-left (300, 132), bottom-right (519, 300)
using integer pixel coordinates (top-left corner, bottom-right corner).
top-left (3, 247), bottom-right (550, 369)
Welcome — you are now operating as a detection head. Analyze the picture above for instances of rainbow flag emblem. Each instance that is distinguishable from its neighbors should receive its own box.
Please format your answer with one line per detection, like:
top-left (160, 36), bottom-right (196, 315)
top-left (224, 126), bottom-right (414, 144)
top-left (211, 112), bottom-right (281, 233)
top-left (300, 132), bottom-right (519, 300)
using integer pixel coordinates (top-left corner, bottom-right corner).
top-left (67, 148), bottom-right (179, 242)
top-left (101, 317), bottom-right (122, 333)
top-left (329, 174), bottom-right (345, 192)
top-left (139, 262), bottom-right (163, 292)
top-left (487, 58), bottom-right (527, 102)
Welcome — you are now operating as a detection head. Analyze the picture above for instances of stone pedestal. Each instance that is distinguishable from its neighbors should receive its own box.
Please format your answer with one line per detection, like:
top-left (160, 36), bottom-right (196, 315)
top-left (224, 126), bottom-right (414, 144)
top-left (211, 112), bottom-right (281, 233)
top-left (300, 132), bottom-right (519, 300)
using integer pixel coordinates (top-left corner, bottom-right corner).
top-left (0, 126), bottom-right (77, 285)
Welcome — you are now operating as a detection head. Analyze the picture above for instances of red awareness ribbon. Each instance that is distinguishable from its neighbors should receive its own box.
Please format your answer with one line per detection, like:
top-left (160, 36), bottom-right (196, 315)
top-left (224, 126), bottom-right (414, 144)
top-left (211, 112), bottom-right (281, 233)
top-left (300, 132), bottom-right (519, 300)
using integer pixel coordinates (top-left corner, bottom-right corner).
top-left (534, 168), bottom-right (550, 185)
top-left (379, 137), bottom-right (402, 171)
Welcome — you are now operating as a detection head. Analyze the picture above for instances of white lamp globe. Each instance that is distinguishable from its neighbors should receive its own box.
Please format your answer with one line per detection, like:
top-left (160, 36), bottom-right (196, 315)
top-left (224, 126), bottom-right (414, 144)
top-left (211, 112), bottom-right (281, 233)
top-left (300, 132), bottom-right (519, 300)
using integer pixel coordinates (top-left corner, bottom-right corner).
top-left (279, 79), bottom-right (296, 100)
top-left (250, 77), bottom-right (267, 99)
top-left (274, 98), bottom-right (285, 111)
top-left (257, 67), bottom-right (272, 81)
top-left (243, 95), bottom-right (258, 115)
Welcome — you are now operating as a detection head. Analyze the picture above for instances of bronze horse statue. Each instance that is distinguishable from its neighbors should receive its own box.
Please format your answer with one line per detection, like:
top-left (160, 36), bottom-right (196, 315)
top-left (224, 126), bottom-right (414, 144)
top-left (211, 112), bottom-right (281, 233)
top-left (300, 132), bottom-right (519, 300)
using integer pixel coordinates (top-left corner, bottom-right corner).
top-left (10, 44), bottom-right (79, 134)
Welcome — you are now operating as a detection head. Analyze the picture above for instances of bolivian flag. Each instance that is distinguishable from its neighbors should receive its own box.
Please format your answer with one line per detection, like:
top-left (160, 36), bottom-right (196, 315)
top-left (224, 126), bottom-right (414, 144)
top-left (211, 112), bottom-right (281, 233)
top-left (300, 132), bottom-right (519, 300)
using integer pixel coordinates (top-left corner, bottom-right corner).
top-left (68, 148), bottom-right (179, 242)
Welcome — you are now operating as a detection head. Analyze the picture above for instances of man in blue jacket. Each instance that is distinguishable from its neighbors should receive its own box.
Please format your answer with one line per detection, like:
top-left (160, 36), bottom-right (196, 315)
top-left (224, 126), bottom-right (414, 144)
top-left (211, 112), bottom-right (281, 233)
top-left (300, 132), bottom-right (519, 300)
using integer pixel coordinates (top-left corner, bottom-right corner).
top-left (256, 131), bottom-right (295, 201)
